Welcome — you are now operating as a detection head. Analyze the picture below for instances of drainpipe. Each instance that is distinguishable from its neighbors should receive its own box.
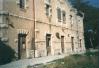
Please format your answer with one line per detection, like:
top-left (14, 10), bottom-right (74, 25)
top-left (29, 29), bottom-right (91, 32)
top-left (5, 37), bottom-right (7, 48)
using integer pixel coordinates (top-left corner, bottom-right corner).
top-left (33, 0), bottom-right (35, 58)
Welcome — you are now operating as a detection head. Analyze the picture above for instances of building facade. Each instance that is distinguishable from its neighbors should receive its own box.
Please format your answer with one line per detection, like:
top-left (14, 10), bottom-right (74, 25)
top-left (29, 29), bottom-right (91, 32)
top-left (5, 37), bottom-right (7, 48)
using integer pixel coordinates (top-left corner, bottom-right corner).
top-left (0, 0), bottom-right (86, 59)
top-left (34, 0), bottom-right (86, 57)
top-left (0, 0), bottom-right (35, 59)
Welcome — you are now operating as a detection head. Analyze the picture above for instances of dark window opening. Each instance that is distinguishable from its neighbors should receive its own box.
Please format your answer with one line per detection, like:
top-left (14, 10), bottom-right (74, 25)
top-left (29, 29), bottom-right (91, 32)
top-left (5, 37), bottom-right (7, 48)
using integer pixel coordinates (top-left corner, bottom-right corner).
top-left (46, 34), bottom-right (51, 47)
top-left (46, 34), bottom-right (51, 56)
top-left (80, 39), bottom-right (82, 48)
top-left (70, 15), bottom-right (72, 20)
top-left (62, 11), bottom-right (66, 23)
top-left (20, 0), bottom-right (25, 8)
top-left (46, 4), bottom-right (50, 16)
top-left (57, 8), bottom-right (61, 22)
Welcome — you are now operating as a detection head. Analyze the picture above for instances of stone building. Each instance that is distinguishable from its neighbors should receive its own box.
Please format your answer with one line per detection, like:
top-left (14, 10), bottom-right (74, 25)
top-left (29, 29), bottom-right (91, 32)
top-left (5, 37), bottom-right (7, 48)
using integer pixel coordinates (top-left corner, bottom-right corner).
top-left (0, 0), bottom-right (35, 59)
top-left (0, 0), bottom-right (86, 59)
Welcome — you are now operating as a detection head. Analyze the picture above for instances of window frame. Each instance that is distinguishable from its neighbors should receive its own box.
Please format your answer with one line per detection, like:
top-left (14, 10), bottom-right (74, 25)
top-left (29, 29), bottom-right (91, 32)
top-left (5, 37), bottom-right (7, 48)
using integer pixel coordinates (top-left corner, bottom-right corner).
top-left (19, 0), bottom-right (28, 9)
top-left (62, 10), bottom-right (66, 23)
top-left (57, 8), bottom-right (62, 22)
top-left (45, 0), bottom-right (52, 17)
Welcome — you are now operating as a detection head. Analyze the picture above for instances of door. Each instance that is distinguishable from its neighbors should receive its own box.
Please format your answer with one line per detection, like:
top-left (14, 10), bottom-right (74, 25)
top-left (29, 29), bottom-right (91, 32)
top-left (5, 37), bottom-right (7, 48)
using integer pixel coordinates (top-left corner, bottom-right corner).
top-left (61, 36), bottom-right (64, 53)
top-left (46, 34), bottom-right (51, 56)
top-left (18, 34), bottom-right (27, 59)
top-left (79, 39), bottom-right (82, 48)
top-left (71, 37), bottom-right (74, 51)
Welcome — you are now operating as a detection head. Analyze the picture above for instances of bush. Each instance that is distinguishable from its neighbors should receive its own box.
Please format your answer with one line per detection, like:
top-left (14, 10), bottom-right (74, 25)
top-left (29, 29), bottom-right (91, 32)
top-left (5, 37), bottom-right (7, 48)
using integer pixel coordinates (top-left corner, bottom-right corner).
top-left (0, 41), bottom-right (16, 65)
top-left (71, 54), bottom-right (82, 58)
top-left (85, 50), bottom-right (99, 56)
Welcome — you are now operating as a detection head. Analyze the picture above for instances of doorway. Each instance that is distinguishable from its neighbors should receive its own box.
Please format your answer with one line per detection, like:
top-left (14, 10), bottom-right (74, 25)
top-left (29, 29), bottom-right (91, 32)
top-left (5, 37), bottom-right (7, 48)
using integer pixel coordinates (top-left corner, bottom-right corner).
top-left (46, 34), bottom-right (51, 56)
top-left (18, 34), bottom-right (27, 59)
top-left (61, 36), bottom-right (64, 53)
top-left (71, 37), bottom-right (74, 51)
top-left (79, 39), bottom-right (82, 48)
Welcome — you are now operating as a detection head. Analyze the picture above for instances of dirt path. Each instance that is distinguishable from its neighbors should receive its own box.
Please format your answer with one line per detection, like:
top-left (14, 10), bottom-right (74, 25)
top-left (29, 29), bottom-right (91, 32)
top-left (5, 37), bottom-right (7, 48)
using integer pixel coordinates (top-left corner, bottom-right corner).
top-left (0, 54), bottom-right (67, 68)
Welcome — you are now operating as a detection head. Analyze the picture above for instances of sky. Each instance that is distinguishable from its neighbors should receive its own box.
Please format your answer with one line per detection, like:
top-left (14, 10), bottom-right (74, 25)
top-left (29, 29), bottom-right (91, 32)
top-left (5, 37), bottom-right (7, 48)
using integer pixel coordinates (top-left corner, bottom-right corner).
top-left (84, 0), bottom-right (99, 8)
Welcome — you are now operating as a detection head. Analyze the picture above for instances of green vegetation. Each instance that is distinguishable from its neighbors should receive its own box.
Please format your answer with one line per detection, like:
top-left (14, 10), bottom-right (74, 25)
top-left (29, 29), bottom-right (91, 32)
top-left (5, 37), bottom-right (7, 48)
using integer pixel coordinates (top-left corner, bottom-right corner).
top-left (69, 0), bottom-right (99, 49)
top-left (37, 51), bottom-right (99, 68)
top-left (0, 40), bottom-right (16, 65)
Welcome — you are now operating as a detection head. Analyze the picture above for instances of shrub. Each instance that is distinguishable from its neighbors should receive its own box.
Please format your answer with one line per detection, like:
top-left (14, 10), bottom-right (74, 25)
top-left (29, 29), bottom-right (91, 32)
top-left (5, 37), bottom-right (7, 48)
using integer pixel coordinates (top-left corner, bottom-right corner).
top-left (85, 50), bottom-right (99, 56)
top-left (0, 41), bottom-right (16, 65)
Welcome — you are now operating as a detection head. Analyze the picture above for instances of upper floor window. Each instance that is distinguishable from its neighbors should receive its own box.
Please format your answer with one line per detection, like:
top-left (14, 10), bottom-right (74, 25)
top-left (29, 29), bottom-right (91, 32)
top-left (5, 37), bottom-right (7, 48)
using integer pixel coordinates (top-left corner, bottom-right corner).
top-left (70, 15), bottom-right (72, 20)
top-left (45, 0), bottom-right (51, 5)
top-left (57, 8), bottom-right (61, 22)
top-left (19, 0), bottom-right (28, 9)
top-left (62, 11), bottom-right (66, 23)
top-left (20, 0), bottom-right (25, 8)
top-left (45, 0), bottom-right (52, 17)
top-left (45, 4), bottom-right (51, 16)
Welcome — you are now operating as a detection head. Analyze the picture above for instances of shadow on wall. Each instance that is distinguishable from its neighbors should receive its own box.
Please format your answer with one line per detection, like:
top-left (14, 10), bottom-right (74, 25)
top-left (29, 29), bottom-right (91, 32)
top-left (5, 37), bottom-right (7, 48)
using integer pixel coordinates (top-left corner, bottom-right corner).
top-left (0, 39), bottom-right (16, 65)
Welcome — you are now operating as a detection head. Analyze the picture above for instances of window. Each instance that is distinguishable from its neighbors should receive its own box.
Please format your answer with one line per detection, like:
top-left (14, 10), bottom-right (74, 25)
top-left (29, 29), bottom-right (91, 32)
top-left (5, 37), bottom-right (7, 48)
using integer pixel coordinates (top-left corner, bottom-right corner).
top-left (48, 0), bottom-right (51, 3)
top-left (46, 4), bottom-right (50, 16)
top-left (62, 11), bottom-right (66, 23)
top-left (70, 15), bottom-right (73, 26)
top-left (79, 39), bottom-right (82, 48)
top-left (57, 8), bottom-right (66, 23)
top-left (19, 0), bottom-right (27, 9)
top-left (45, 0), bottom-right (51, 16)
top-left (46, 34), bottom-right (51, 47)
top-left (45, 0), bottom-right (51, 4)
top-left (70, 15), bottom-right (72, 20)
top-left (20, 0), bottom-right (25, 8)
top-left (57, 8), bottom-right (61, 22)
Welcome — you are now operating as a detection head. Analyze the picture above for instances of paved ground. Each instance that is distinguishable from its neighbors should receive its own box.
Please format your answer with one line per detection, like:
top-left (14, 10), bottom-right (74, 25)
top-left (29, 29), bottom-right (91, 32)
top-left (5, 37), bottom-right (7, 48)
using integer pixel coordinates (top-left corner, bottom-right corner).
top-left (0, 54), bottom-right (68, 68)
